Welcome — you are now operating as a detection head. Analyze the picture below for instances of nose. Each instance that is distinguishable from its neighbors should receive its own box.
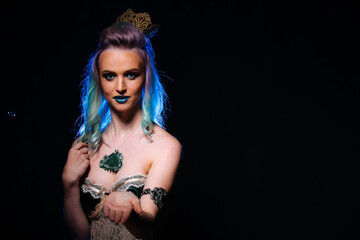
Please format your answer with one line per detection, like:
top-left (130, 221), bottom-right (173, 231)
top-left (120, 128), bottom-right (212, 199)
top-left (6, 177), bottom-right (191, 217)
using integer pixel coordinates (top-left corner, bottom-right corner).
top-left (116, 77), bottom-right (127, 94)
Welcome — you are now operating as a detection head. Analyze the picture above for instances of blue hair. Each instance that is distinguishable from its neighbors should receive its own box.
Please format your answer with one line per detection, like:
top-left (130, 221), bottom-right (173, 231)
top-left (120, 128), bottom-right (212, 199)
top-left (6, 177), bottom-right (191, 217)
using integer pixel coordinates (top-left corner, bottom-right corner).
top-left (76, 22), bottom-right (167, 152)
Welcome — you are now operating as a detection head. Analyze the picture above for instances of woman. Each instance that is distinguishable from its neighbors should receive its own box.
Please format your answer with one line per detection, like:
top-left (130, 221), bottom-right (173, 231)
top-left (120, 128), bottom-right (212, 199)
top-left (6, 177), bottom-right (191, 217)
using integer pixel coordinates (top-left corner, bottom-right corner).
top-left (62, 9), bottom-right (181, 240)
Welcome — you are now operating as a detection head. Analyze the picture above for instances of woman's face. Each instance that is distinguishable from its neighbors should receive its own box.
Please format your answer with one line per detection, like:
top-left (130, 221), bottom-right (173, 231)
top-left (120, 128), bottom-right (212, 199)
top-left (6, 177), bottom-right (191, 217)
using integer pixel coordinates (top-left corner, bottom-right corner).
top-left (98, 48), bottom-right (145, 114)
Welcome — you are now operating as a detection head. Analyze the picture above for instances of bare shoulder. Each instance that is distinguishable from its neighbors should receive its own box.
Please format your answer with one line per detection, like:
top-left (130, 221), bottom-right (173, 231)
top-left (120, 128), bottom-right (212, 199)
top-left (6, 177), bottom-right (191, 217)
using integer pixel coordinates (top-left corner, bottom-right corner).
top-left (153, 125), bottom-right (181, 149)
top-left (148, 125), bottom-right (182, 161)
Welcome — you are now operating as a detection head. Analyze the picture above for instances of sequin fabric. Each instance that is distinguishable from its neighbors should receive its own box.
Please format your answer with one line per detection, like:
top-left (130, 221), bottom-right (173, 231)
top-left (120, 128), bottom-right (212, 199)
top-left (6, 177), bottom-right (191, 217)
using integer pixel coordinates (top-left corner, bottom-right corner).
top-left (81, 174), bottom-right (147, 240)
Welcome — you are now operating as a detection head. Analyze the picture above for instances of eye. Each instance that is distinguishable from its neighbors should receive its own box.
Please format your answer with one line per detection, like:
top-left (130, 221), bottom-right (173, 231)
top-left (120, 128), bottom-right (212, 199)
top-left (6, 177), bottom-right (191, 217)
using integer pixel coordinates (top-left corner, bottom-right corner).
top-left (125, 72), bottom-right (140, 80)
top-left (102, 73), bottom-right (116, 80)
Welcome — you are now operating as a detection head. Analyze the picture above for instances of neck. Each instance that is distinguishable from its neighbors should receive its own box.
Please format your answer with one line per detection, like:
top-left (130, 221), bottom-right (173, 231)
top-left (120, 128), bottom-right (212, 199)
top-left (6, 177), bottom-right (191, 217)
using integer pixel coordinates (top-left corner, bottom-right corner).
top-left (107, 104), bottom-right (143, 141)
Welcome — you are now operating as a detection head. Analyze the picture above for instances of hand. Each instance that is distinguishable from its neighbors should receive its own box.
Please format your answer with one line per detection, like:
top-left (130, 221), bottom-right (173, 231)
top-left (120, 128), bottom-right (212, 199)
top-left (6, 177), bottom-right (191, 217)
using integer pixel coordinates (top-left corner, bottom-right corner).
top-left (62, 141), bottom-right (90, 188)
top-left (103, 191), bottom-right (143, 225)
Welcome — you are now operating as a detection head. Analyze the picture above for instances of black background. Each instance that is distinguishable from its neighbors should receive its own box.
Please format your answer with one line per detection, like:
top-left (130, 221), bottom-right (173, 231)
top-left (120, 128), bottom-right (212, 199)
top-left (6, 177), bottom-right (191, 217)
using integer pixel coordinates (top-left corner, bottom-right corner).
top-left (2, 0), bottom-right (359, 239)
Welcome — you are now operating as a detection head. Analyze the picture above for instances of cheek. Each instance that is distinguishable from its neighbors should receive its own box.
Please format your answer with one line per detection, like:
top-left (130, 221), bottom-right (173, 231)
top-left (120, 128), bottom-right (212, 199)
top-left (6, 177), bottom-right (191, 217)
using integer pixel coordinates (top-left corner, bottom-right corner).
top-left (100, 80), bottom-right (114, 97)
top-left (131, 78), bottom-right (145, 95)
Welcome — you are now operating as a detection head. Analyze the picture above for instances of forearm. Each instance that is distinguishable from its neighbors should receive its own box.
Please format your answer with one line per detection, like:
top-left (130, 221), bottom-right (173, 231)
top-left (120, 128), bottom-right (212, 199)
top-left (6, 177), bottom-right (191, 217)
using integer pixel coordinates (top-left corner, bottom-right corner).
top-left (63, 183), bottom-right (90, 240)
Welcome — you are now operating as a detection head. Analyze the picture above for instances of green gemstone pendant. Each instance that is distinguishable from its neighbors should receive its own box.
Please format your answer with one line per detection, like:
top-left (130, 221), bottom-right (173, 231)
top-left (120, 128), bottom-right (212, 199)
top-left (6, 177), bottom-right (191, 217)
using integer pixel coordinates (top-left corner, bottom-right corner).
top-left (99, 149), bottom-right (123, 173)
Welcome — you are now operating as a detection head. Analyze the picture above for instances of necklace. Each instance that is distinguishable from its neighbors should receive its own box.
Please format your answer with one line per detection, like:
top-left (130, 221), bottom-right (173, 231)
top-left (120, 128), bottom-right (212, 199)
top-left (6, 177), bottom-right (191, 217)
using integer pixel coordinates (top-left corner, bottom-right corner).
top-left (99, 124), bottom-right (139, 174)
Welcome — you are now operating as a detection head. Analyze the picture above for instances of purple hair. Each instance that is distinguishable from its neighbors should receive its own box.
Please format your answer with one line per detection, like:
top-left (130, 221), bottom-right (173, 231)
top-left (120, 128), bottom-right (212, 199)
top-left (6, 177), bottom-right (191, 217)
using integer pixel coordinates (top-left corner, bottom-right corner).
top-left (77, 22), bottom-right (167, 151)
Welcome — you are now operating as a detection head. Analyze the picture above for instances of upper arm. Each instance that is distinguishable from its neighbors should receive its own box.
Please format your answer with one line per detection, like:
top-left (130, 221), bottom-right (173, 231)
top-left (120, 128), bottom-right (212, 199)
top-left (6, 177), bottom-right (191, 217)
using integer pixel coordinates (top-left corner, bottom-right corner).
top-left (140, 136), bottom-right (182, 218)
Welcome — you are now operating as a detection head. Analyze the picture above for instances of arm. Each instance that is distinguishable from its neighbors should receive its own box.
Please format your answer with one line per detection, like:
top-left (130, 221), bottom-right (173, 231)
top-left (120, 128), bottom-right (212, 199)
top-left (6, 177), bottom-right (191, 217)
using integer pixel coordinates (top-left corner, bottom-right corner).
top-left (63, 182), bottom-right (90, 240)
top-left (125, 136), bottom-right (182, 237)
top-left (102, 135), bottom-right (182, 238)
top-left (62, 141), bottom-right (91, 240)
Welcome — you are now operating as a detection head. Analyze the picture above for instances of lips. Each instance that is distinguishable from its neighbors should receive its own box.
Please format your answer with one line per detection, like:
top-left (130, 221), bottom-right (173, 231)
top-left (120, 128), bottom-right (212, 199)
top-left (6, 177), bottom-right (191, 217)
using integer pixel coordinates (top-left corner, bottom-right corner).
top-left (113, 95), bottom-right (130, 103)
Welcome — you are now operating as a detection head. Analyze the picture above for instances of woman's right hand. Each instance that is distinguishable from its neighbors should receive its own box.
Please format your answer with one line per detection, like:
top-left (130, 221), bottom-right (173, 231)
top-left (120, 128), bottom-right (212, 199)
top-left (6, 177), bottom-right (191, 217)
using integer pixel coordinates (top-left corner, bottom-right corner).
top-left (62, 141), bottom-right (90, 188)
top-left (103, 191), bottom-right (143, 225)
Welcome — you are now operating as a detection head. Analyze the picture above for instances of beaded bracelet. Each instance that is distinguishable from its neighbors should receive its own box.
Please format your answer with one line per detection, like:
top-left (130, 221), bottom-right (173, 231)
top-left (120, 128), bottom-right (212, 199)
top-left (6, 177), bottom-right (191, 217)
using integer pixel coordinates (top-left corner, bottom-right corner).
top-left (141, 187), bottom-right (168, 209)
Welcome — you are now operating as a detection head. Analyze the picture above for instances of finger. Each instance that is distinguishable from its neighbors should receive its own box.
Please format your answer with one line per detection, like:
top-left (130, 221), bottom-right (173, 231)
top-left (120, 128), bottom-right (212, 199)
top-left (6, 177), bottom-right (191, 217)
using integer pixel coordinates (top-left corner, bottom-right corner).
top-left (72, 139), bottom-right (78, 147)
top-left (130, 198), bottom-right (142, 216)
top-left (120, 209), bottom-right (131, 224)
top-left (80, 148), bottom-right (89, 154)
top-left (103, 205), bottom-right (110, 217)
top-left (73, 142), bottom-right (88, 150)
top-left (115, 210), bottom-right (123, 225)
top-left (109, 209), bottom-right (116, 222)
top-left (81, 159), bottom-right (90, 169)
top-left (81, 153), bottom-right (90, 160)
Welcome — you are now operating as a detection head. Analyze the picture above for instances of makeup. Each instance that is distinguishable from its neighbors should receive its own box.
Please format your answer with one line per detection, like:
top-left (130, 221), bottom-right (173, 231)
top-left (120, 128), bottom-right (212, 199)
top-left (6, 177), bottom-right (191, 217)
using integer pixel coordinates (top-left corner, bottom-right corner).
top-left (113, 95), bottom-right (130, 103)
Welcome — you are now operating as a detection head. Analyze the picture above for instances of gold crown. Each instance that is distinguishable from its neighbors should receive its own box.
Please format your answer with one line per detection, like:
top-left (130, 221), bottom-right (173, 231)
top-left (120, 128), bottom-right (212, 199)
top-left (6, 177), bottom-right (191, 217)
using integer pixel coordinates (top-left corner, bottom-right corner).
top-left (116, 9), bottom-right (159, 35)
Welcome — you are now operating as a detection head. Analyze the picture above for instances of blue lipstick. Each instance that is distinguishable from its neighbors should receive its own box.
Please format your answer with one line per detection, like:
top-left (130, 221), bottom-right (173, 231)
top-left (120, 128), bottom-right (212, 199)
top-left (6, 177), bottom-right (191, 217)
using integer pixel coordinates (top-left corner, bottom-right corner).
top-left (113, 95), bottom-right (130, 103)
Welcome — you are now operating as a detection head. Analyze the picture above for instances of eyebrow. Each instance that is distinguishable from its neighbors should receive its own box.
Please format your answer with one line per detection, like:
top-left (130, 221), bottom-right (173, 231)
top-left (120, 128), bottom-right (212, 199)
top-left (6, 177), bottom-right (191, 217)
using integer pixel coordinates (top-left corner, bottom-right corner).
top-left (101, 70), bottom-right (115, 74)
top-left (101, 68), bottom-right (141, 74)
top-left (124, 68), bottom-right (141, 73)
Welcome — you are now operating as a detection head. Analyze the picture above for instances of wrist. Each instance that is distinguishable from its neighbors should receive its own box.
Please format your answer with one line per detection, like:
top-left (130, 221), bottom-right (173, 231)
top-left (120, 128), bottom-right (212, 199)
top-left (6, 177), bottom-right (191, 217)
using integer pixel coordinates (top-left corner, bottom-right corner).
top-left (62, 171), bottom-right (80, 190)
top-left (62, 167), bottom-right (81, 186)
top-left (63, 182), bottom-right (80, 200)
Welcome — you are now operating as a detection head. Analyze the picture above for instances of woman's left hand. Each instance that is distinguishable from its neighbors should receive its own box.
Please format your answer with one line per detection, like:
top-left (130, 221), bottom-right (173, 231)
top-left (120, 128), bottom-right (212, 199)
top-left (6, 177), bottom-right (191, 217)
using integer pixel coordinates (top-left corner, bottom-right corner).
top-left (103, 191), bottom-right (143, 225)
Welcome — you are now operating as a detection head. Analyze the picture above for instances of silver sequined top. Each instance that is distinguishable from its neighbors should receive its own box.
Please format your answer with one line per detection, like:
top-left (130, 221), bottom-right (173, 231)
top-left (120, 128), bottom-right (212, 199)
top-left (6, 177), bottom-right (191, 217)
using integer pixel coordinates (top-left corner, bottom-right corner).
top-left (80, 174), bottom-right (147, 240)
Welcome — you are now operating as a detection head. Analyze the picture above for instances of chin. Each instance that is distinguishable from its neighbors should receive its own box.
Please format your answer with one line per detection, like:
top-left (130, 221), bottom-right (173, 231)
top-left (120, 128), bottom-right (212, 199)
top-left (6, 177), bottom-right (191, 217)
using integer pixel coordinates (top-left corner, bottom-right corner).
top-left (110, 104), bottom-right (132, 113)
top-left (110, 100), bottom-right (141, 113)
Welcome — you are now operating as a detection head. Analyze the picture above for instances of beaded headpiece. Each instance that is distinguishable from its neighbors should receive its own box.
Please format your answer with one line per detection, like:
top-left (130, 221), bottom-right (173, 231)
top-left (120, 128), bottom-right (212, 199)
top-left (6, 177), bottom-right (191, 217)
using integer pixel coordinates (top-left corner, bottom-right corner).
top-left (116, 8), bottom-right (159, 36)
